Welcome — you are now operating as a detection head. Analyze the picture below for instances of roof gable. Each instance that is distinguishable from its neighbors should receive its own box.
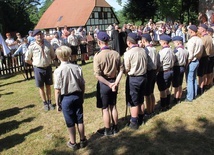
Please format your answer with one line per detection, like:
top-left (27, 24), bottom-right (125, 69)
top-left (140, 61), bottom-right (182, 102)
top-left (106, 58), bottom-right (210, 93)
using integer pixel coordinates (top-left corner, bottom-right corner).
top-left (35, 0), bottom-right (112, 29)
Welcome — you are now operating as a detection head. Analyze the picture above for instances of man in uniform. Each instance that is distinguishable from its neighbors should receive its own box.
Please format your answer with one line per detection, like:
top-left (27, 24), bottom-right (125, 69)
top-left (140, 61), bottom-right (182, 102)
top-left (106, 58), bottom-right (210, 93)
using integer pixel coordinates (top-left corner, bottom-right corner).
top-left (197, 24), bottom-right (213, 92)
top-left (185, 25), bottom-right (203, 102)
top-left (78, 28), bottom-right (87, 65)
top-left (25, 29), bottom-right (56, 111)
top-left (93, 32), bottom-right (124, 136)
top-left (141, 33), bottom-right (157, 117)
top-left (156, 34), bottom-right (175, 111)
top-left (171, 36), bottom-right (188, 103)
top-left (67, 28), bottom-right (79, 64)
top-left (124, 33), bottom-right (148, 129)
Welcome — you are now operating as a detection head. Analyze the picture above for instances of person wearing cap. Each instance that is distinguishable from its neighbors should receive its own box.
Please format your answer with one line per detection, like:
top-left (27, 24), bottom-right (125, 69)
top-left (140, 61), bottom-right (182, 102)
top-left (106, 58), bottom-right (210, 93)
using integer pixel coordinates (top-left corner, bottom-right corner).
top-left (77, 28), bottom-right (87, 65)
top-left (140, 33), bottom-right (157, 117)
top-left (185, 25), bottom-right (203, 102)
top-left (50, 31), bottom-right (64, 68)
top-left (93, 31), bottom-right (124, 136)
top-left (54, 45), bottom-right (87, 150)
top-left (124, 32), bottom-right (147, 129)
top-left (27, 30), bottom-right (35, 45)
top-left (67, 28), bottom-right (79, 64)
top-left (197, 23), bottom-right (213, 94)
top-left (156, 34), bottom-right (175, 111)
top-left (171, 36), bottom-right (188, 104)
top-left (25, 29), bottom-right (56, 111)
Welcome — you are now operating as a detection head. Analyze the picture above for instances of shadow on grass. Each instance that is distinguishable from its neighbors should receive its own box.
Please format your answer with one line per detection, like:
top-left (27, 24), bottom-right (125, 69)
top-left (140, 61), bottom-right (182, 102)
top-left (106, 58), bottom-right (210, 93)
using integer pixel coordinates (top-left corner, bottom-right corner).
top-left (0, 79), bottom-right (26, 87)
top-left (0, 126), bottom-right (43, 152)
top-left (84, 91), bottom-right (96, 99)
top-left (0, 117), bottom-right (35, 135)
top-left (44, 117), bottom-right (214, 155)
top-left (0, 104), bottom-right (35, 120)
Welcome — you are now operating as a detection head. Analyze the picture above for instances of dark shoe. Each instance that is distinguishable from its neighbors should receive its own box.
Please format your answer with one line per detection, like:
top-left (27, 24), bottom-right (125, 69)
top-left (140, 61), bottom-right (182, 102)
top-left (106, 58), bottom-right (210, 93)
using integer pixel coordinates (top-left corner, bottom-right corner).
top-left (111, 125), bottom-right (119, 135)
top-left (80, 138), bottom-right (87, 148)
top-left (49, 104), bottom-right (55, 110)
top-left (104, 128), bottom-right (113, 136)
top-left (128, 121), bottom-right (139, 130)
top-left (67, 141), bottom-right (78, 150)
top-left (48, 100), bottom-right (55, 110)
top-left (44, 104), bottom-right (49, 111)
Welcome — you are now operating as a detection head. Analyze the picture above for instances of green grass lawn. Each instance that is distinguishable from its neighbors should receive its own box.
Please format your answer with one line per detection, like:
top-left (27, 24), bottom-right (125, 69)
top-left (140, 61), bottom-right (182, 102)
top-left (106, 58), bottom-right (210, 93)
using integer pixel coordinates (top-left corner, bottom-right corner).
top-left (0, 59), bottom-right (214, 155)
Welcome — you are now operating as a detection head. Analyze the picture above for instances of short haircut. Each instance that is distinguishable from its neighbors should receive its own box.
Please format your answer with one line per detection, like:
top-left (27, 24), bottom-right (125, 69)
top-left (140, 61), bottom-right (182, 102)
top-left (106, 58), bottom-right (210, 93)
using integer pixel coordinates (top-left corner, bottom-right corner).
top-left (55, 45), bottom-right (71, 61)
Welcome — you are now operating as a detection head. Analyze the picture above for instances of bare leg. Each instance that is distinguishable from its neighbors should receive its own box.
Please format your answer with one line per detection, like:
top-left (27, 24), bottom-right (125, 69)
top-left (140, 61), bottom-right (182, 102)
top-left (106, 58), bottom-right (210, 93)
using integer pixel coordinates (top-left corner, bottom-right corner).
top-left (45, 85), bottom-right (51, 101)
top-left (67, 127), bottom-right (76, 144)
top-left (39, 86), bottom-right (46, 102)
top-left (110, 105), bottom-right (118, 125)
top-left (77, 123), bottom-right (85, 140)
top-left (102, 108), bottom-right (110, 128)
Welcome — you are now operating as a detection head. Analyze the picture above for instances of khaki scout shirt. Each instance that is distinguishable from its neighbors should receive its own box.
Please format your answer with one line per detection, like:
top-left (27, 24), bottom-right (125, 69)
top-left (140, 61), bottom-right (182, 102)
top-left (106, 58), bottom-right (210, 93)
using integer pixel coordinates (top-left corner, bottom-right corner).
top-left (174, 47), bottom-right (189, 66)
top-left (93, 49), bottom-right (124, 79)
top-left (124, 46), bottom-right (148, 76)
top-left (54, 61), bottom-right (85, 95)
top-left (201, 34), bottom-right (213, 57)
top-left (157, 46), bottom-right (175, 71)
top-left (25, 40), bottom-right (55, 67)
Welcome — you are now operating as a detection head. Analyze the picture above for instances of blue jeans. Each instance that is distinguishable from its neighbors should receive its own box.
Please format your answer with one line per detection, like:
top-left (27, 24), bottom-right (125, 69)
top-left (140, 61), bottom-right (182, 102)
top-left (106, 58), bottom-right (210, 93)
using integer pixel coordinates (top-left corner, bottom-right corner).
top-left (186, 60), bottom-right (199, 101)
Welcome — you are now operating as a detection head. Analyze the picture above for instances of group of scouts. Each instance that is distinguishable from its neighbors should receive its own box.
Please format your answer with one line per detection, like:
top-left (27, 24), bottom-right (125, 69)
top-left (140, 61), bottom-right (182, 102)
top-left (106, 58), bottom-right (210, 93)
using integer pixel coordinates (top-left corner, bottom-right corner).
top-left (24, 22), bottom-right (213, 150)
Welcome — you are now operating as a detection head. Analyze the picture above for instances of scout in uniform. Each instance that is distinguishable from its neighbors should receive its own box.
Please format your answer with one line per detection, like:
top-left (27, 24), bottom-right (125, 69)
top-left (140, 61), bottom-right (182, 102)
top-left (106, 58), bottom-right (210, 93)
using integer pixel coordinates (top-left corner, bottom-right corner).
top-left (171, 36), bottom-right (188, 103)
top-left (141, 33), bottom-right (157, 116)
top-left (93, 32), bottom-right (124, 136)
top-left (54, 45), bottom-right (87, 150)
top-left (124, 33), bottom-right (148, 129)
top-left (157, 34), bottom-right (175, 111)
top-left (25, 29), bottom-right (55, 111)
top-left (185, 25), bottom-right (203, 102)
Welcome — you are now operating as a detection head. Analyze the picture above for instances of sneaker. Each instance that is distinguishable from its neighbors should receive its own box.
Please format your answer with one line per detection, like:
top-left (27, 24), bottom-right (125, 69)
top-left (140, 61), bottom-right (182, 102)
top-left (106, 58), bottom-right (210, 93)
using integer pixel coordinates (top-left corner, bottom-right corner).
top-left (128, 121), bottom-right (139, 130)
top-left (44, 104), bottom-right (49, 111)
top-left (111, 125), bottom-right (119, 135)
top-left (48, 100), bottom-right (55, 110)
top-left (67, 141), bottom-right (78, 150)
top-left (96, 128), bottom-right (105, 135)
top-left (80, 138), bottom-right (87, 148)
top-left (49, 104), bottom-right (55, 110)
top-left (185, 99), bottom-right (192, 102)
top-left (104, 128), bottom-right (113, 136)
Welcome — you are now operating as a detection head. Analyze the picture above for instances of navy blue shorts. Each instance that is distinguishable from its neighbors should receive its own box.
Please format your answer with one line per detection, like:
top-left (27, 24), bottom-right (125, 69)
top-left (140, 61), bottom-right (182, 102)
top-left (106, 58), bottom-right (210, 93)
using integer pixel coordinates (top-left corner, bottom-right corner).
top-left (61, 92), bottom-right (84, 127)
top-left (96, 79), bottom-right (117, 109)
top-left (172, 66), bottom-right (185, 87)
top-left (145, 70), bottom-right (156, 96)
top-left (197, 56), bottom-right (208, 77)
top-left (126, 75), bottom-right (147, 107)
top-left (71, 46), bottom-right (78, 55)
top-left (157, 70), bottom-right (173, 91)
top-left (206, 56), bottom-right (214, 74)
top-left (34, 66), bottom-right (53, 87)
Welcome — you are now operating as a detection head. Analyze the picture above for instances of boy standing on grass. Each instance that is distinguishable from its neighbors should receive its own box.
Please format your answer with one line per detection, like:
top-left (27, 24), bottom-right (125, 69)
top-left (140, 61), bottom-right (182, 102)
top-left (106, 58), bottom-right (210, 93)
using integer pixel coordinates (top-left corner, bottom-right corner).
top-left (54, 45), bottom-right (87, 150)
top-left (93, 32), bottom-right (124, 136)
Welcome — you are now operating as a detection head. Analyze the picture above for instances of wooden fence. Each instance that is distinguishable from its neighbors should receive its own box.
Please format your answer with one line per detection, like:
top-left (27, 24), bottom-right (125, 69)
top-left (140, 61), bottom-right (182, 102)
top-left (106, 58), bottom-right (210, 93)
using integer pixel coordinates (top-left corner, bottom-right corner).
top-left (0, 54), bottom-right (28, 76)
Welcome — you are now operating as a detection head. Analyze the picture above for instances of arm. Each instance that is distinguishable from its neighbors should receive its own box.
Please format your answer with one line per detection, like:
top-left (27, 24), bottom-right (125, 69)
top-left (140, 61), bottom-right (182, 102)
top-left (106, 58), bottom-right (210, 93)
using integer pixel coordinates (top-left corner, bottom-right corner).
top-left (54, 89), bottom-right (62, 111)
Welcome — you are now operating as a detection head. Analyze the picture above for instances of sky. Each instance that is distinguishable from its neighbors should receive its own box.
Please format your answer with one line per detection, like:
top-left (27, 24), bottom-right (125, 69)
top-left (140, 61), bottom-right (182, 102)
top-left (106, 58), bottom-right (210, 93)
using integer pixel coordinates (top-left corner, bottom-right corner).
top-left (105, 0), bottom-right (127, 11)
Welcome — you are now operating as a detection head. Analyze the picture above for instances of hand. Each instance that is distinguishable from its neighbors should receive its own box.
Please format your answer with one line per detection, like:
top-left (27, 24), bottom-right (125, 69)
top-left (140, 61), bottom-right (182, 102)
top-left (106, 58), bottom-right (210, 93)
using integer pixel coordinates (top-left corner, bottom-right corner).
top-left (56, 104), bottom-right (62, 112)
top-left (111, 84), bottom-right (118, 92)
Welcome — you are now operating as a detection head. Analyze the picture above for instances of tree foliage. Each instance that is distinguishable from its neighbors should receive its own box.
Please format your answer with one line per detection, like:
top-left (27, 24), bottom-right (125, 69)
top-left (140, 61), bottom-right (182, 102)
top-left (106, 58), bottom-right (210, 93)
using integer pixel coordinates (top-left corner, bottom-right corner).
top-left (122, 0), bottom-right (157, 24)
top-left (0, 0), bottom-right (41, 36)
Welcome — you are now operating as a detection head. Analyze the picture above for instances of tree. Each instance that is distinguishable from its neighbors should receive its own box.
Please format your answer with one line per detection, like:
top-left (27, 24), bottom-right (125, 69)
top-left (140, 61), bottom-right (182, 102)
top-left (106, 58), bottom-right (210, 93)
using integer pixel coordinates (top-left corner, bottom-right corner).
top-left (122, 0), bottom-right (157, 24)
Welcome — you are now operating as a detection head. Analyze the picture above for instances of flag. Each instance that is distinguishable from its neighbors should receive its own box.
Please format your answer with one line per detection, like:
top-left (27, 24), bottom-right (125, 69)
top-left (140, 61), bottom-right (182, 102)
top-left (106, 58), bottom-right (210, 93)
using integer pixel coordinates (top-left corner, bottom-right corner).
top-left (0, 33), bottom-right (11, 56)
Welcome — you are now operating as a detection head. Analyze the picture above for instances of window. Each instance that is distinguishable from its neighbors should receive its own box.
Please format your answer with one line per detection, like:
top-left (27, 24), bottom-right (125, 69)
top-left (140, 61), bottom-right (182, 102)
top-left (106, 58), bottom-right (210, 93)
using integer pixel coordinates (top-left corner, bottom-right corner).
top-left (57, 16), bottom-right (63, 22)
